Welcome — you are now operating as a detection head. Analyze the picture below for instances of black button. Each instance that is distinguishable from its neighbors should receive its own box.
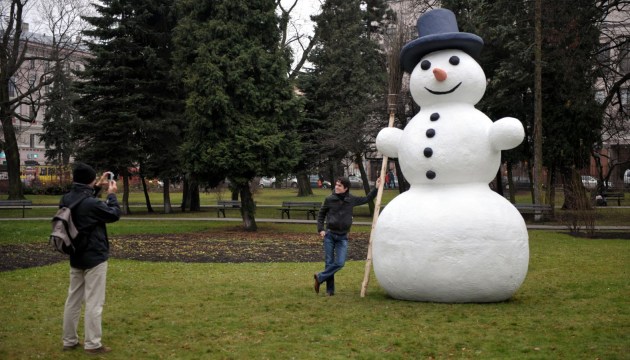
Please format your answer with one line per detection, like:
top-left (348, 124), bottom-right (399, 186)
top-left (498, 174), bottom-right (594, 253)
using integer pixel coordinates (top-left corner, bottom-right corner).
top-left (426, 170), bottom-right (436, 179)
top-left (426, 129), bottom-right (435, 138)
top-left (430, 113), bottom-right (439, 121)
top-left (424, 148), bottom-right (433, 157)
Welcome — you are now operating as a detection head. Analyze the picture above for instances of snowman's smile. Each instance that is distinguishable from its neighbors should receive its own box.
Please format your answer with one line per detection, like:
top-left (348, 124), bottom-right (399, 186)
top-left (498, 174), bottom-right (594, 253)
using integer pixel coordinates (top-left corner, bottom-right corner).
top-left (425, 82), bottom-right (462, 95)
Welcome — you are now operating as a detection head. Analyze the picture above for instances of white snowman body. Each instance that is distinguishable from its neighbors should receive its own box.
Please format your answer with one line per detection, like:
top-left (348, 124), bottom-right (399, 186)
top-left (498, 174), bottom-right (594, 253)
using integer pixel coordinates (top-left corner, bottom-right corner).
top-left (373, 49), bottom-right (529, 303)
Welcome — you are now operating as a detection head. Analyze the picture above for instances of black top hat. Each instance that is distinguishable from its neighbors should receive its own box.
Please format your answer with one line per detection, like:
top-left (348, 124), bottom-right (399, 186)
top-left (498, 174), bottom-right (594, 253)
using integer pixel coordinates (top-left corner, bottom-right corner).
top-left (400, 8), bottom-right (483, 73)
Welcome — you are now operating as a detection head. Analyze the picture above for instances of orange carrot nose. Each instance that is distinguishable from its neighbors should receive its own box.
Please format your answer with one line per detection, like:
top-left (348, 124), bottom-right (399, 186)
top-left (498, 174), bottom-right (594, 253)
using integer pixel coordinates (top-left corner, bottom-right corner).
top-left (433, 68), bottom-right (447, 81)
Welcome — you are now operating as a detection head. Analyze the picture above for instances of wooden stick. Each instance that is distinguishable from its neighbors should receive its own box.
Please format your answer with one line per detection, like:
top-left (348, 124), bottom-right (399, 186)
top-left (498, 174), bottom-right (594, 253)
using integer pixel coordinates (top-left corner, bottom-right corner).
top-left (360, 106), bottom-right (396, 297)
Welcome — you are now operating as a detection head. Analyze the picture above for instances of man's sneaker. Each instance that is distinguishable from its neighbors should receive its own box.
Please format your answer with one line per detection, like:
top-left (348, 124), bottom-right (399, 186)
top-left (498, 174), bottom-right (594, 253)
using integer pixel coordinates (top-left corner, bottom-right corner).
top-left (85, 346), bottom-right (112, 355)
top-left (313, 273), bottom-right (320, 294)
top-left (62, 343), bottom-right (81, 351)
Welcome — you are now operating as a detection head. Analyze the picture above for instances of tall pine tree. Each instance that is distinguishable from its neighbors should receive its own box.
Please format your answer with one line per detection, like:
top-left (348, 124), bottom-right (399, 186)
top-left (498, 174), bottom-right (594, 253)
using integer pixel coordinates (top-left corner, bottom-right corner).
top-left (299, 0), bottom-right (388, 197)
top-left (74, 0), bottom-right (183, 214)
top-left (173, 0), bottom-right (301, 231)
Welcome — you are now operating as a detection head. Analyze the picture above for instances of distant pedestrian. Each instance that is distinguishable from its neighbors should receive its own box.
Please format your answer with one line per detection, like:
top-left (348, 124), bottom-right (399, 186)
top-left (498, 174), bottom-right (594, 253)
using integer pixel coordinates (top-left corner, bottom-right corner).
top-left (384, 172), bottom-right (390, 188)
top-left (387, 170), bottom-right (396, 189)
top-left (313, 177), bottom-right (379, 296)
top-left (61, 163), bottom-right (121, 355)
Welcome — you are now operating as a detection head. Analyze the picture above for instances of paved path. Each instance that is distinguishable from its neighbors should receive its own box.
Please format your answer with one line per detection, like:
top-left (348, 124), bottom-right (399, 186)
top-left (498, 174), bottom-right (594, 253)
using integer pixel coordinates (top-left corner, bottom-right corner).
top-left (2, 216), bottom-right (629, 231)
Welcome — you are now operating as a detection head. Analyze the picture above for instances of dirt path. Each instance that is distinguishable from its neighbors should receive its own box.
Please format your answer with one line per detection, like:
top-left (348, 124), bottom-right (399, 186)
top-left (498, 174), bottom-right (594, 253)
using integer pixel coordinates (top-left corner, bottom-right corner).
top-left (0, 229), bottom-right (369, 272)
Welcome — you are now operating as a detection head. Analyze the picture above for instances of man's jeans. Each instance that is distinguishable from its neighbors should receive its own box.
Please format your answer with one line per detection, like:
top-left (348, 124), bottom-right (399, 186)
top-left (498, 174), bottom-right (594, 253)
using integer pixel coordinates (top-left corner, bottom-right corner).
top-left (317, 231), bottom-right (348, 294)
top-left (62, 261), bottom-right (108, 350)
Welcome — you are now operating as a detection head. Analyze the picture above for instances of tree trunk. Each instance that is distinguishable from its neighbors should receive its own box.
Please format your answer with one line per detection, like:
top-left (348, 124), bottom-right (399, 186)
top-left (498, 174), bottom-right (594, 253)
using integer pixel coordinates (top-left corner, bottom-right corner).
top-left (240, 185), bottom-right (257, 231)
top-left (494, 167), bottom-right (504, 196)
top-left (533, 0), bottom-right (544, 208)
top-left (140, 176), bottom-right (154, 213)
top-left (1, 111), bottom-right (25, 200)
top-left (122, 173), bottom-right (131, 215)
top-left (189, 179), bottom-right (200, 211)
top-left (394, 160), bottom-right (408, 193)
top-left (296, 170), bottom-right (312, 197)
top-left (506, 161), bottom-right (516, 203)
top-left (181, 177), bottom-right (189, 212)
top-left (163, 178), bottom-right (172, 214)
top-left (561, 167), bottom-right (590, 210)
top-left (356, 156), bottom-right (374, 216)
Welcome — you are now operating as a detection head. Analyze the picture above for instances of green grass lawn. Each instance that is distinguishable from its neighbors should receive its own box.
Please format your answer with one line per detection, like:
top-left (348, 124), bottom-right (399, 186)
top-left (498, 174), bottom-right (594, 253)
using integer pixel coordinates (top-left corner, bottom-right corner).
top-left (0, 231), bottom-right (628, 359)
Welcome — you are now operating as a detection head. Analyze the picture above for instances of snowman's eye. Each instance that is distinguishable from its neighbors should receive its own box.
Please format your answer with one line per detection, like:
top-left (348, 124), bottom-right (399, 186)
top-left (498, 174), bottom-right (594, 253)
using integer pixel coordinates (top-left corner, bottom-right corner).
top-left (449, 56), bottom-right (460, 65)
top-left (420, 60), bottom-right (431, 70)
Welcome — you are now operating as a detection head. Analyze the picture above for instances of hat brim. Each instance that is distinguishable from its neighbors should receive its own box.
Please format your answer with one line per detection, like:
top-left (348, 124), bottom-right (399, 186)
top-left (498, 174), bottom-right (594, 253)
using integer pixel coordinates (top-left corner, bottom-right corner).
top-left (400, 32), bottom-right (484, 73)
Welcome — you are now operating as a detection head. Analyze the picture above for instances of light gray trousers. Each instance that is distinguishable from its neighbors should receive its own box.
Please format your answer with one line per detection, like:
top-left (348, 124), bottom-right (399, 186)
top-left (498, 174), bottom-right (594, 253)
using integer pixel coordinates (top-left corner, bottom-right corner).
top-left (62, 261), bottom-right (108, 350)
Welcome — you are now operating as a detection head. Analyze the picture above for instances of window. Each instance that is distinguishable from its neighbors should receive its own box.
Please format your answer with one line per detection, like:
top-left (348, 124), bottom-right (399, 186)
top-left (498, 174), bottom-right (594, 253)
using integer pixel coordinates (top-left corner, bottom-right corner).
top-left (620, 41), bottom-right (630, 73)
top-left (30, 134), bottom-right (36, 148)
top-left (28, 74), bottom-right (36, 89)
top-left (595, 90), bottom-right (606, 104)
top-left (597, 41), bottom-right (611, 65)
top-left (7, 77), bottom-right (16, 97)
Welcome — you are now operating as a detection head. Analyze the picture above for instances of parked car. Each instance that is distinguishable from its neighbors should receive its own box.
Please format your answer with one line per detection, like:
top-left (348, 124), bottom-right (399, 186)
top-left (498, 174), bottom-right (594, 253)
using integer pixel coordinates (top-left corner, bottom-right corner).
top-left (581, 175), bottom-right (597, 190)
top-left (348, 175), bottom-right (363, 188)
top-left (581, 175), bottom-right (613, 190)
top-left (258, 177), bottom-right (276, 188)
top-left (309, 175), bottom-right (331, 189)
top-left (625, 169), bottom-right (630, 186)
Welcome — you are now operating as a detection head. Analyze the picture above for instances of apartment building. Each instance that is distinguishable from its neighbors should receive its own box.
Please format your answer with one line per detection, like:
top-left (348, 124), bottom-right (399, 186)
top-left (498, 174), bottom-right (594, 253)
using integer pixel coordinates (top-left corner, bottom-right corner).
top-left (1, 23), bottom-right (88, 168)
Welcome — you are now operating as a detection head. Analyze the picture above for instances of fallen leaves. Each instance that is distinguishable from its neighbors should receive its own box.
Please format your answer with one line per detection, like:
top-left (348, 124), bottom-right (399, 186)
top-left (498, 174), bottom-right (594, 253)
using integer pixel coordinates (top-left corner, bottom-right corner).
top-left (0, 230), bottom-right (370, 271)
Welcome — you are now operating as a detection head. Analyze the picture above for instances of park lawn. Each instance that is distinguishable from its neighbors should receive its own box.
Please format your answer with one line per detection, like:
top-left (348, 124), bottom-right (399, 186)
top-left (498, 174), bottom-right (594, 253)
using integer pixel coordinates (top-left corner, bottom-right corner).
top-left (0, 221), bottom-right (346, 246)
top-left (0, 231), bottom-right (628, 359)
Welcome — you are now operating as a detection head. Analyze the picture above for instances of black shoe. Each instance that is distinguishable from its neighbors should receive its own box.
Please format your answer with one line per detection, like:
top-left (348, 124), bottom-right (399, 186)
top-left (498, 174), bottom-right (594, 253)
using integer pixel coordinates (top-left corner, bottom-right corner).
top-left (85, 346), bottom-right (111, 355)
top-left (62, 343), bottom-right (81, 351)
top-left (326, 292), bottom-right (334, 296)
top-left (313, 273), bottom-right (320, 294)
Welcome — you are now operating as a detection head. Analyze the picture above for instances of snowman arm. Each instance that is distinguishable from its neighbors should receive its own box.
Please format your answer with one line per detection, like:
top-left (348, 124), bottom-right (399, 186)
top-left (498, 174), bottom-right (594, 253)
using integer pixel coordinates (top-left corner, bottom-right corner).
top-left (376, 128), bottom-right (403, 158)
top-left (490, 117), bottom-right (525, 151)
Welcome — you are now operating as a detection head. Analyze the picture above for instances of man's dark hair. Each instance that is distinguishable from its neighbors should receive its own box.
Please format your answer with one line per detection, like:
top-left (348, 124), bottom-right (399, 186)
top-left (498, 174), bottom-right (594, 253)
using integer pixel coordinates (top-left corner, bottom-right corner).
top-left (336, 177), bottom-right (350, 190)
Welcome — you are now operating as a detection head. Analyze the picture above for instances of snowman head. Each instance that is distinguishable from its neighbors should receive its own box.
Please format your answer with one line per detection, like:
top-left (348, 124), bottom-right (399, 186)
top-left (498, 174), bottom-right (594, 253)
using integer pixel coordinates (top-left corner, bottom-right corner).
top-left (409, 49), bottom-right (486, 107)
top-left (400, 9), bottom-right (483, 73)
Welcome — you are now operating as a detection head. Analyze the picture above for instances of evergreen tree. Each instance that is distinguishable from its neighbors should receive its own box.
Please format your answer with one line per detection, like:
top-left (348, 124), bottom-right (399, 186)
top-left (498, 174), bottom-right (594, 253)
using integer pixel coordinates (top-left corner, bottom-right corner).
top-left (444, 0), bottom-right (603, 208)
top-left (74, 0), bottom-right (183, 214)
top-left (40, 62), bottom-right (77, 185)
top-left (173, 0), bottom-right (301, 231)
top-left (299, 0), bottom-right (388, 198)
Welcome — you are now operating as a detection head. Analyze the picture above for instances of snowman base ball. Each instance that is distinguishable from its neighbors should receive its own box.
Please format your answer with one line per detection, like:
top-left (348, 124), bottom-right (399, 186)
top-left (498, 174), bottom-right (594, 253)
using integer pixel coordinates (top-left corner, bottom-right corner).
top-left (373, 185), bottom-right (529, 303)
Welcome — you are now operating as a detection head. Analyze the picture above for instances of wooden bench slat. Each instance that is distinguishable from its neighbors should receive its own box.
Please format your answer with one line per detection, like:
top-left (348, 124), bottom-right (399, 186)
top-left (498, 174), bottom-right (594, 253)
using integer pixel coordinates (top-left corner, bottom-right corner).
top-left (278, 201), bottom-right (321, 220)
top-left (0, 200), bottom-right (33, 218)
top-left (216, 200), bottom-right (241, 218)
top-left (603, 193), bottom-right (624, 206)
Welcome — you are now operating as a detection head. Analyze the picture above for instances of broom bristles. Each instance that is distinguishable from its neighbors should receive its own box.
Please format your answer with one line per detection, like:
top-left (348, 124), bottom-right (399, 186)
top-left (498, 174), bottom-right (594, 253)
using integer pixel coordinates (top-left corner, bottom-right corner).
top-left (387, 15), bottom-right (405, 112)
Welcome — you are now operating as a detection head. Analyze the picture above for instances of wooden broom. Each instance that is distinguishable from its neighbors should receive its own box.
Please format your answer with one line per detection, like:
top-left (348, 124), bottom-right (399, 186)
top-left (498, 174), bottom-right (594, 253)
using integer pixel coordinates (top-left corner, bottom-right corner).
top-left (360, 22), bottom-right (405, 297)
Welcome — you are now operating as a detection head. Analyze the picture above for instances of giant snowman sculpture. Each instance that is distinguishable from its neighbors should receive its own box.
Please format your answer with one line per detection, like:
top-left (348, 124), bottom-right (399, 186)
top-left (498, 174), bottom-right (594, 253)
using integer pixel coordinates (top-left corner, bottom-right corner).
top-left (373, 9), bottom-right (529, 303)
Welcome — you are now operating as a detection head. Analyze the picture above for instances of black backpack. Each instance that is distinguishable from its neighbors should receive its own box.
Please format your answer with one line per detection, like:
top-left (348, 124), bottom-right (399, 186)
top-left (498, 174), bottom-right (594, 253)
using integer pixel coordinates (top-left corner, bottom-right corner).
top-left (49, 195), bottom-right (87, 255)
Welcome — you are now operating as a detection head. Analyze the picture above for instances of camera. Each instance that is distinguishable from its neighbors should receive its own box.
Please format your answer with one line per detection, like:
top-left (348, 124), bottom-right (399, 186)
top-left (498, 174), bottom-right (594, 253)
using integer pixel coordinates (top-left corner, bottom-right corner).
top-left (105, 172), bottom-right (115, 181)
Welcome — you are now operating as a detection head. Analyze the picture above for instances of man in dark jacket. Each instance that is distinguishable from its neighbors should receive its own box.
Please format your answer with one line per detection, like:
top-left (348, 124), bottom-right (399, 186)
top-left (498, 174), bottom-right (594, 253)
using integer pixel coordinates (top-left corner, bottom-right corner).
top-left (61, 163), bottom-right (121, 354)
top-left (314, 176), bottom-right (379, 296)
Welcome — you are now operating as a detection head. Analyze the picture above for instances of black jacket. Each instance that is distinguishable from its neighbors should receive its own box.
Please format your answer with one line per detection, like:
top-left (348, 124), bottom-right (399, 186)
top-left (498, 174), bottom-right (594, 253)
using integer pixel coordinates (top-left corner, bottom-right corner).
top-left (317, 187), bottom-right (377, 234)
top-left (60, 183), bottom-right (121, 269)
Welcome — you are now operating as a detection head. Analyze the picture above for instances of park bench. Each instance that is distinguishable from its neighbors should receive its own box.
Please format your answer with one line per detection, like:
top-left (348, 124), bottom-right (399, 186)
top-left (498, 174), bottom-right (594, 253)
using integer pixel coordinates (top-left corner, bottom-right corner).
top-left (514, 203), bottom-right (553, 220)
top-left (0, 200), bottom-right (33, 218)
top-left (216, 200), bottom-right (241, 218)
top-left (278, 201), bottom-right (321, 220)
top-left (603, 192), bottom-right (624, 206)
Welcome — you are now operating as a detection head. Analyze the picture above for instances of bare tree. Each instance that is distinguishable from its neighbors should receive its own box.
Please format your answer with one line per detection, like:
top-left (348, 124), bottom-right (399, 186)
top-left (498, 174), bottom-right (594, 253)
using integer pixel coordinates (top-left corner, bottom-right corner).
top-left (591, 1), bottom-right (630, 192)
top-left (276, 0), bottom-right (321, 79)
top-left (0, 0), bottom-right (90, 199)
